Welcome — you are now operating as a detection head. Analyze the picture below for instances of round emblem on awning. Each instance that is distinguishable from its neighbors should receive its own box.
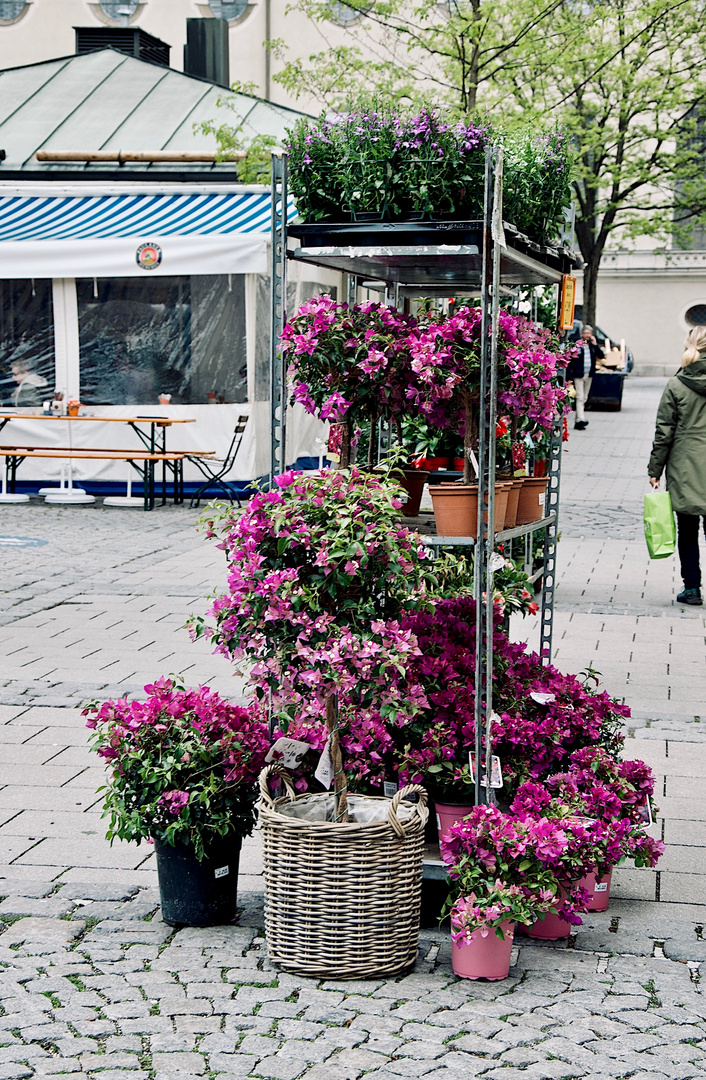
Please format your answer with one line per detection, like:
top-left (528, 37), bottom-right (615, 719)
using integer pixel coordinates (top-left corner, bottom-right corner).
top-left (136, 242), bottom-right (162, 270)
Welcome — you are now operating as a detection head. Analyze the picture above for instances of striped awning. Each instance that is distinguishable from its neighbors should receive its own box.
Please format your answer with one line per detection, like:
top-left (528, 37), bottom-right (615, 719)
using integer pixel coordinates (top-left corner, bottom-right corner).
top-left (0, 192), bottom-right (295, 241)
top-left (0, 190), bottom-right (296, 277)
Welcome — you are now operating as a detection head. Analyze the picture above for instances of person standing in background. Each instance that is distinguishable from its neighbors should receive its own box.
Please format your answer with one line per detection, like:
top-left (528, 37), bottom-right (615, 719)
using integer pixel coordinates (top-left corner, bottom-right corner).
top-left (568, 325), bottom-right (604, 430)
top-left (648, 326), bottom-right (706, 606)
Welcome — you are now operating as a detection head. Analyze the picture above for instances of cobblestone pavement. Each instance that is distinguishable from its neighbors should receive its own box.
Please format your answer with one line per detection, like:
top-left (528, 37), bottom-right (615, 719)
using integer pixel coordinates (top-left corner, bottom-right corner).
top-left (1, 377), bottom-right (706, 1079)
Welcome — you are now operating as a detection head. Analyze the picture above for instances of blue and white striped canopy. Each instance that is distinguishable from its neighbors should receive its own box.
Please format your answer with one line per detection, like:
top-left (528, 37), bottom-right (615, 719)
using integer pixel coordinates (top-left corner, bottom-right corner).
top-left (0, 192), bottom-right (295, 241)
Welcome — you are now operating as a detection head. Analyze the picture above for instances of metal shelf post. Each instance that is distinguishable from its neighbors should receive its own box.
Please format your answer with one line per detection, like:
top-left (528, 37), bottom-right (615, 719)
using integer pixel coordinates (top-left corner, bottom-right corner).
top-left (270, 153), bottom-right (288, 484)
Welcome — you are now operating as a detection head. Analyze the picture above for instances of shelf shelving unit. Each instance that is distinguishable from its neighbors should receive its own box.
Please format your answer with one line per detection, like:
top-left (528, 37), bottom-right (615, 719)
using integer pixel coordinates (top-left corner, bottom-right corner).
top-left (270, 148), bottom-right (579, 811)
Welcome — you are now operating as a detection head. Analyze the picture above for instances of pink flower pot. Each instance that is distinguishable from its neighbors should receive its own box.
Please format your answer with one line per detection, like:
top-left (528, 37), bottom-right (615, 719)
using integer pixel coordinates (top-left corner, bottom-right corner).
top-left (435, 801), bottom-right (474, 844)
top-left (526, 910), bottom-right (572, 940)
top-left (578, 871), bottom-right (612, 912)
top-left (452, 921), bottom-right (515, 980)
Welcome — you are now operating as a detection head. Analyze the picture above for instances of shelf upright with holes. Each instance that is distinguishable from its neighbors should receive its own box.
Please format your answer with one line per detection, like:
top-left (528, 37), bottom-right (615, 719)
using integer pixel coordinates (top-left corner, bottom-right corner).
top-left (269, 146), bottom-right (579, 813)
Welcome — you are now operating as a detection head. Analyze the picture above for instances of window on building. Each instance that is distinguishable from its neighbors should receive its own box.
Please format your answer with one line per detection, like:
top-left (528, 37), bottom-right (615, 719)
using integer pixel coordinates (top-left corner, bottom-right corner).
top-left (0, 280), bottom-right (54, 408)
top-left (76, 276), bottom-right (247, 406)
top-left (209, 0), bottom-right (248, 19)
top-left (99, 0), bottom-right (140, 20)
top-left (0, 1), bottom-right (28, 22)
top-left (685, 304), bottom-right (706, 327)
top-left (329, 1), bottom-right (366, 23)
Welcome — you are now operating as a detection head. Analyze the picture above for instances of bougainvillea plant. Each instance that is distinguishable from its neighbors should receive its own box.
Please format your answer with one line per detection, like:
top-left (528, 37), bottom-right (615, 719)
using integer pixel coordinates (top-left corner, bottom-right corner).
top-left (283, 298), bottom-right (568, 480)
top-left (393, 595), bottom-right (627, 801)
top-left (407, 307), bottom-right (568, 482)
top-left (510, 777), bottom-right (664, 878)
top-left (84, 679), bottom-right (270, 860)
top-left (440, 806), bottom-right (591, 939)
top-left (282, 295), bottom-right (417, 465)
top-left (190, 467), bottom-right (476, 811)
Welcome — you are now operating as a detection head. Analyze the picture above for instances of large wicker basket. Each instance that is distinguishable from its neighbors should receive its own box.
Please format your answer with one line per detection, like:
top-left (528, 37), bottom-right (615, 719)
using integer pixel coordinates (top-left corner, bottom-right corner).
top-left (258, 765), bottom-right (429, 979)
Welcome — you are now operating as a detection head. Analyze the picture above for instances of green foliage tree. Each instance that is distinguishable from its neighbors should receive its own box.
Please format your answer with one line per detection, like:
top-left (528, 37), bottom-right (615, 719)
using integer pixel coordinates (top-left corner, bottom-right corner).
top-left (268, 0), bottom-right (706, 325)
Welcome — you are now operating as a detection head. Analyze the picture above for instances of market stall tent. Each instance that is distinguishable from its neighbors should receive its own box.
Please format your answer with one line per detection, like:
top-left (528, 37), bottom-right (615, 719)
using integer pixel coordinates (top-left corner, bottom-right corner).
top-left (0, 47), bottom-right (333, 491)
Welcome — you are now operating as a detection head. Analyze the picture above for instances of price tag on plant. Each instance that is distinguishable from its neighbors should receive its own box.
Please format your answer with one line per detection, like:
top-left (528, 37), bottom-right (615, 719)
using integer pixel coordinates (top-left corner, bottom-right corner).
top-left (469, 752), bottom-right (503, 789)
top-left (265, 737), bottom-right (311, 770)
top-left (314, 738), bottom-right (334, 789)
top-left (383, 781), bottom-right (397, 799)
top-left (636, 794), bottom-right (654, 830)
top-left (530, 692), bottom-right (556, 705)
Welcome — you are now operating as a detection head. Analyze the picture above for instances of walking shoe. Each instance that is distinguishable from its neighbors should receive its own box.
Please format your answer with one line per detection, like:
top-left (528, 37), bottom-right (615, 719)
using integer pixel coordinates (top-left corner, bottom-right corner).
top-left (676, 588), bottom-right (703, 605)
top-left (574, 421), bottom-right (588, 430)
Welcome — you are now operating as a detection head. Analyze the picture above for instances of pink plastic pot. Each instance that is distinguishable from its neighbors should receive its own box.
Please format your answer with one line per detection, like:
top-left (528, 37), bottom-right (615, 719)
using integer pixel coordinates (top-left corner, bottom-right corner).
top-left (435, 801), bottom-right (475, 844)
top-left (526, 910), bottom-right (572, 940)
top-left (452, 920), bottom-right (515, 981)
top-left (578, 871), bottom-right (612, 912)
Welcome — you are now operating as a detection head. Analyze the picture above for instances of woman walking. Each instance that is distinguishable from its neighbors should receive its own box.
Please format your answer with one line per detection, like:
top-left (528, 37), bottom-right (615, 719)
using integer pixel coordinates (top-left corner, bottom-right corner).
top-left (648, 326), bottom-right (706, 605)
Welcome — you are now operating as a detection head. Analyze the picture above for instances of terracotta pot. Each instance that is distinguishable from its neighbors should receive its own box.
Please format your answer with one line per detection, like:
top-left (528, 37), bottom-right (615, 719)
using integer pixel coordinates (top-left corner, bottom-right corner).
top-left (434, 801), bottom-right (474, 844)
top-left (430, 482), bottom-right (511, 538)
top-left (398, 470), bottom-right (429, 517)
top-left (515, 477), bottom-right (549, 525)
top-left (578, 871), bottom-right (612, 912)
top-left (452, 920), bottom-right (515, 981)
top-left (503, 479), bottom-right (523, 530)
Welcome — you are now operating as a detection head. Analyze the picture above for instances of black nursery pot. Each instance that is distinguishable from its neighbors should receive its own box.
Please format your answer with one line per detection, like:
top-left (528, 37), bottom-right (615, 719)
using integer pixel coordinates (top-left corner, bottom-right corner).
top-left (154, 834), bottom-right (242, 927)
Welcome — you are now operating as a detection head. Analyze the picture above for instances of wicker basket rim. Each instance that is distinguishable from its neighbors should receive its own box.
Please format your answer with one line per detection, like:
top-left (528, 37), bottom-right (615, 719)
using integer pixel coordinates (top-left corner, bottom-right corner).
top-left (261, 789), bottom-right (426, 831)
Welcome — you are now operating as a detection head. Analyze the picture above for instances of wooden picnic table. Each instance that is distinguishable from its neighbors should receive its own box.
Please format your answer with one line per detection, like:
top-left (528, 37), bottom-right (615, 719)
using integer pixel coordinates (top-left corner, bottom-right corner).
top-left (0, 412), bottom-right (195, 454)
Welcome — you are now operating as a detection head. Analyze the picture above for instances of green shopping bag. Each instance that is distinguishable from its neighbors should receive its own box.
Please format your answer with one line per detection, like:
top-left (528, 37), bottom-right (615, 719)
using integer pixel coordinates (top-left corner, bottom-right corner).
top-left (644, 491), bottom-right (676, 559)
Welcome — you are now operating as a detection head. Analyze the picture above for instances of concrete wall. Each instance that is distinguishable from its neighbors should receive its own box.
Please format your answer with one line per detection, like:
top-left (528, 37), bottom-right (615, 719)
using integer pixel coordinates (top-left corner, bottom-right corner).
top-left (581, 250), bottom-right (706, 376)
top-left (0, 0), bottom-right (352, 110)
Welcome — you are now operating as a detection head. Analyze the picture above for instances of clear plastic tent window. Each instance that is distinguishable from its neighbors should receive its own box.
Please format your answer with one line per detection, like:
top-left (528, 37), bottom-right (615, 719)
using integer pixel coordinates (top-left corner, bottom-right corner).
top-left (76, 275), bottom-right (247, 406)
top-left (0, 280), bottom-right (54, 408)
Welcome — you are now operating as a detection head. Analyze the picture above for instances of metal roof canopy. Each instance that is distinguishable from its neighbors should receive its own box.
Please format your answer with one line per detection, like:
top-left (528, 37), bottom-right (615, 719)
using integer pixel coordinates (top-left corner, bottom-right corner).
top-left (0, 48), bottom-right (309, 182)
top-left (287, 220), bottom-right (579, 288)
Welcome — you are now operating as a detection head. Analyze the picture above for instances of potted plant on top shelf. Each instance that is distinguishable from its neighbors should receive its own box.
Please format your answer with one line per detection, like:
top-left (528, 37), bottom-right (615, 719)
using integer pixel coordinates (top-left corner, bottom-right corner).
top-left (84, 678), bottom-right (269, 927)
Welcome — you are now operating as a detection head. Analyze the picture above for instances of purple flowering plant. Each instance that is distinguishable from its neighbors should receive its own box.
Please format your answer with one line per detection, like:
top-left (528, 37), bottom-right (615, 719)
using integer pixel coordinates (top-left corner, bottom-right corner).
top-left (191, 466), bottom-right (460, 791)
top-left (440, 805), bottom-right (591, 940)
top-left (84, 678), bottom-right (269, 860)
top-left (285, 102), bottom-right (491, 222)
top-left (284, 297), bottom-right (568, 481)
top-left (282, 295), bottom-right (418, 464)
top-left (393, 595), bottom-right (627, 801)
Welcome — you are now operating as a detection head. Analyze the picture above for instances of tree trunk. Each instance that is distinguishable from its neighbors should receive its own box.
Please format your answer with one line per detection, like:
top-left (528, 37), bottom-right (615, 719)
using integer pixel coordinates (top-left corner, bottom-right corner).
top-left (325, 695), bottom-right (348, 823)
top-left (582, 257), bottom-right (600, 329)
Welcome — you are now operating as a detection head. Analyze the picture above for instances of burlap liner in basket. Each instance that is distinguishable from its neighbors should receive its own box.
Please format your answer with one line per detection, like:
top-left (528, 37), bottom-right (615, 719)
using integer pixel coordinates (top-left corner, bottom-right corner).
top-left (258, 764), bottom-right (429, 979)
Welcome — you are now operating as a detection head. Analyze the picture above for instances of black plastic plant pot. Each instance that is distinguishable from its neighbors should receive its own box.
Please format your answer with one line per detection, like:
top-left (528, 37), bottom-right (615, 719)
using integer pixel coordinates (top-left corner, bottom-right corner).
top-left (154, 834), bottom-right (242, 927)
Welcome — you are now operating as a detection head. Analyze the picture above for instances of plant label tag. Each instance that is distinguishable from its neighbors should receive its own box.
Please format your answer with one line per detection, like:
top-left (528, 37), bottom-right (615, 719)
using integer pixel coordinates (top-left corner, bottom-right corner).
top-left (636, 794), bottom-right (654, 829)
top-left (594, 881), bottom-right (608, 893)
top-left (436, 813), bottom-right (442, 832)
top-left (489, 552), bottom-right (507, 573)
top-left (469, 752), bottom-right (503, 788)
top-left (314, 738), bottom-right (334, 789)
top-left (530, 692), bottom-right (556, 705)
top-left (214, 866), bottom-right (229, 879)
top-left (384, 782), bottom-right (397, 799)
top-left (539, 492), bottom-right (545, 507)
top-left (265, 737), bottom-right (311, 770)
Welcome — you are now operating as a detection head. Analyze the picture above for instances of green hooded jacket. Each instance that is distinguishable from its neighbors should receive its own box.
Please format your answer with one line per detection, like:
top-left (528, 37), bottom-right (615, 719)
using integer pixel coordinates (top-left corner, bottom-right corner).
top-left (648, 359), bottom-right (706, 515)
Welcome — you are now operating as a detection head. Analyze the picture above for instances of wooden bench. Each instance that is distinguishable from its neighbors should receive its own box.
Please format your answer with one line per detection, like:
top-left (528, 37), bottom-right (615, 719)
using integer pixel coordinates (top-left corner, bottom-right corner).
top-left (0, 448), bottom-right (209, 510)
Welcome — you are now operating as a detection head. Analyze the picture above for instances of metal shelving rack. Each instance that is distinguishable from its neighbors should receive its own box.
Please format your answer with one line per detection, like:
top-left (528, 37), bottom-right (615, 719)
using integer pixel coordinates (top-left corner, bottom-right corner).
top-left (270, 147), bottom-right (577, 809)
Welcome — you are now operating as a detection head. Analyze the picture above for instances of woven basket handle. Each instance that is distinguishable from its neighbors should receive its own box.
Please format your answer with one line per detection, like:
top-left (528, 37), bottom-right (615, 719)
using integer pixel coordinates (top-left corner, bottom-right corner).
top-left (388, 784), bottom-right (427, 838)
top-left (258, 763), bottom-right (297, 809)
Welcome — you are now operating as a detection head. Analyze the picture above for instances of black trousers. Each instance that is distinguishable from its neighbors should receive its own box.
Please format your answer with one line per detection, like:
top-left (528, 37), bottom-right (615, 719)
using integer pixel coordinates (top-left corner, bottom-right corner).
top-left (676, 512), bottom-right (706, 589)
